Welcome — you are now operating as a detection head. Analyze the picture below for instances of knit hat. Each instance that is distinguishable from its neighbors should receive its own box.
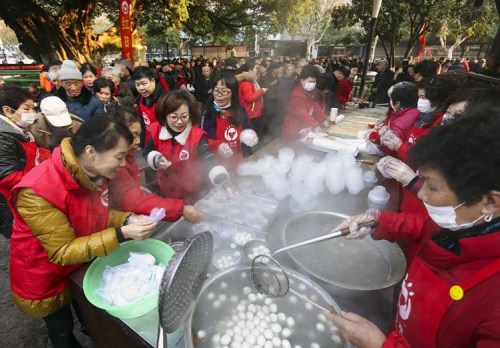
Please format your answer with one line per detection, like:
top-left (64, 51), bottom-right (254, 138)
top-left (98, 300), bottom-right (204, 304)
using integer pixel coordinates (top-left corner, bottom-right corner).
top-left (59, 60), bottom-right (82, 81)
top-left (120, 59), bottom-right (133, 73)
top-left (40, 96), bottom-right (72, 127)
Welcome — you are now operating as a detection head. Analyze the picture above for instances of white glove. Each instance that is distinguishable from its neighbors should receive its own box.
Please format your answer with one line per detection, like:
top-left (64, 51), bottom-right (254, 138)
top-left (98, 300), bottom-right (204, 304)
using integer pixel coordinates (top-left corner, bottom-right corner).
top-left (366, 141), bottom-right (385, 156)
top-left (240, 128), bottom-right (259, 147)
top-left (382, 156), bottom-right (417, 186)
top-left (380, 130), bottom-right (402, 151)
top-left (147, 151), bottom-right (171, 171)
top-left (378, 125), bottom-right (389, 137)
top-left (376, 156), bottom-right (393, 178)
top-left (218, 143), bottom-right (234, 158)
top-left (335, 209), bottom-right (380, 240)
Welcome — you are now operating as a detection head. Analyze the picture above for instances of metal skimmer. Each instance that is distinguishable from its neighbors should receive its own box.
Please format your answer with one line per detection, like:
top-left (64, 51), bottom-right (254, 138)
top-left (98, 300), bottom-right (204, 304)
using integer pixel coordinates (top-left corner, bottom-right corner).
top-left (157, 232), bottom-right (213, 348)
top-left (251, 222), bottom-right (376, 313)
top-left (251, 255), bottom-right (334, 313)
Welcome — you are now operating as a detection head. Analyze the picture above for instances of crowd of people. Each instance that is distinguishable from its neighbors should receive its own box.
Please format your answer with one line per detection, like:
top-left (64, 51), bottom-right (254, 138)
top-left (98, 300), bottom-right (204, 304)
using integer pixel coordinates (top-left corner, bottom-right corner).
top-left (0, 52), bottom-right (499, 348)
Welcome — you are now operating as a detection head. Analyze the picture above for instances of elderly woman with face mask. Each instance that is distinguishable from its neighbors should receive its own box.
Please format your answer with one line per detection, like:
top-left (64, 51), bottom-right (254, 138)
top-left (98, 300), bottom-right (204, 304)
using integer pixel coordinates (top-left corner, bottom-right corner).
top-left (282, 65), bottom-right (327, 140)
top-left (329, 111), bottom-right (500, 348)
top-left (0, 85), bottom-right (50, 238)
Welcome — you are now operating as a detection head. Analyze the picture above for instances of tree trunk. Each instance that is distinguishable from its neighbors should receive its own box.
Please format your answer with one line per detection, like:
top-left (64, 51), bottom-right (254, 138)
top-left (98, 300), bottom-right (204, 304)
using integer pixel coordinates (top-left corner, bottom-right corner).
top-left (390, 37), bottom-right (396, 69)
top-left (0, 0), bottom-right (99, 65)
top-left (369, 36), bottom-right (379, 63)
top-left (486, 23), bottom-right (500, 72)
top-left (447, 36), bottom-right (468, 60)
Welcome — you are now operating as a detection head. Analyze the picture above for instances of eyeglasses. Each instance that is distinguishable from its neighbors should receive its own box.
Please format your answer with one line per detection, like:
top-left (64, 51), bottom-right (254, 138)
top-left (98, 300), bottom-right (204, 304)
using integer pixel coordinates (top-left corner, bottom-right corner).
top-left (213, 89), bottom-right (231, 96)
top-left (167, 114), bottom-right (190, 122)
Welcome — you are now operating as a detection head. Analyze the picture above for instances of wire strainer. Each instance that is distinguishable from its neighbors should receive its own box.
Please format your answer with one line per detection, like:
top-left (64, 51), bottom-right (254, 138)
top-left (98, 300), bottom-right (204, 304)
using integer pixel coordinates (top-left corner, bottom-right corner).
top-left (251, 221), bottom-right (377, 313)
top-left (157, 231), bottom-right (213, 348)
top-left (251, 255), bottom-right (334, 313)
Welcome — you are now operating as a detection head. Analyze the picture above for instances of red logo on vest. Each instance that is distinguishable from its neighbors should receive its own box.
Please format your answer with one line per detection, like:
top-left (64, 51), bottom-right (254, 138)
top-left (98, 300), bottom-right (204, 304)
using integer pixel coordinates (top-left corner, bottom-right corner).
top-left (179, 150), bottom-right (190, 160)
top-left (142, 111), bottom-right (151, 128)
top-left (224, 126), bottom-right (238, 142)
top-left (100, 189), bottom-right (109, 207)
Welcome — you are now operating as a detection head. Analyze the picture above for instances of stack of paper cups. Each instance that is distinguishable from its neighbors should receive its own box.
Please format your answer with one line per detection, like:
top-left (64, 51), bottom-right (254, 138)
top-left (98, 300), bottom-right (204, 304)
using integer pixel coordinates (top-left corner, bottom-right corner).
top-left (329, 108), bottom-right (339, 122)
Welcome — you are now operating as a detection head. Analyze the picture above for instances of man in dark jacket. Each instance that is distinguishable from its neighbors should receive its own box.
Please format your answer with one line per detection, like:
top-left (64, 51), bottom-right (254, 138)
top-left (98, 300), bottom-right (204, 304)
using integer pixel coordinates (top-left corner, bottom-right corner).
top-left (159, 61), bottom-right (177, 91)
top-left (369, 60), bottom-right (394, 105)
top-left (57, 60), bottom-right (104, 121)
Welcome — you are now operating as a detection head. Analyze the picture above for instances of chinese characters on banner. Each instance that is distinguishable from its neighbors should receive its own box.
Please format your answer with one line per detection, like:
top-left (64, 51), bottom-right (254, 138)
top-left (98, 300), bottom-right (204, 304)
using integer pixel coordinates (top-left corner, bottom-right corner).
top-left (119, 0), bottom-right (134, 64)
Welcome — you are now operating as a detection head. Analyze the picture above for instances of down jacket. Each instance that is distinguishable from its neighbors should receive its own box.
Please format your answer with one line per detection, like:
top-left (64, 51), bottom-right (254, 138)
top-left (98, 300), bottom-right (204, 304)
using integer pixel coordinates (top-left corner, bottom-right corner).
top-left (10, 138), bottom-right (130, 317)
top-left (236, 72), bottom-right (265, 119)
top-left (57, 85), bottom-right (105, 121)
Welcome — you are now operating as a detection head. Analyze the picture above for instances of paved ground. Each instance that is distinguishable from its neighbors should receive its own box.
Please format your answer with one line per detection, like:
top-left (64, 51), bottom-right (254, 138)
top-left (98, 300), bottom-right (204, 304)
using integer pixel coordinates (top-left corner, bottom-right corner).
top-left (0, 235), bottom-right (94, 347)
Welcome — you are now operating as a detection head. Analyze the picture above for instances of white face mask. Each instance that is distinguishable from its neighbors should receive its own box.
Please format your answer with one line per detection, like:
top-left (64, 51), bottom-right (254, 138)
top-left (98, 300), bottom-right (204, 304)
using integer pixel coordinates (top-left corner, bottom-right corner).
top-left (424, 201), bottom-right (486, 231)
top-left (303, 82), bottom-right (316, 92)
top-left (11, 110), bottom-right (37, 128)
top-left (417, 98), bottom-right (434, 113)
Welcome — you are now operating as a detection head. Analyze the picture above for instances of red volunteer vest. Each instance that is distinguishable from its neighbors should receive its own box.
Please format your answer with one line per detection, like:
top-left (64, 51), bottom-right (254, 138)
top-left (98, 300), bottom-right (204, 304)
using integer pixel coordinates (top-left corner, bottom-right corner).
top-left (138, 97), bottom-right (159, 143)
top-left (151, 123), bottom-right (205, 200)
top-left (391, 238), bottom-right (500, 347)
top-left (214, 116), bottom-right (244, 170)
top-left (0, 139), bottom-right (49, 211)
top-left (10, 146), bottom-right (110, 300)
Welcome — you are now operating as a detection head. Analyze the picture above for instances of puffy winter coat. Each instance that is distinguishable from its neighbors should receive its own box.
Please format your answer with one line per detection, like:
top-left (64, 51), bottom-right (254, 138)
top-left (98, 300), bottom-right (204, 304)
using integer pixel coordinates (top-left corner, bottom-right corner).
top-left (30, 113), bottom-right (84, 149)
top-left (282, 84), bottom-right (326, 140)
top-left (236, 72), bottom-right (265, 119)
top-left (57, 85), bottom-right (105, 121)
top-left (10, 138), bottom-right (130, 317)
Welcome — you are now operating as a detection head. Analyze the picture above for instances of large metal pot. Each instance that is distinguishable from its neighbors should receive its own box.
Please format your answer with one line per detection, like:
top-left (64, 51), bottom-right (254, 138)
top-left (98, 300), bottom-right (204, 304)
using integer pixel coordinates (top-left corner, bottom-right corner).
top-left (185, 265), bottom-right (351, 347)
top-left (282, 211), bottom-right (407, 290)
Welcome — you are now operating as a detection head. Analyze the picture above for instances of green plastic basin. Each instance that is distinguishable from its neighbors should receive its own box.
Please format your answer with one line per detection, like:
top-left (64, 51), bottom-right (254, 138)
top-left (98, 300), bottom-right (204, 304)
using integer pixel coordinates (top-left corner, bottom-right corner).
top-left (83, 239), bottom-right (175, 319)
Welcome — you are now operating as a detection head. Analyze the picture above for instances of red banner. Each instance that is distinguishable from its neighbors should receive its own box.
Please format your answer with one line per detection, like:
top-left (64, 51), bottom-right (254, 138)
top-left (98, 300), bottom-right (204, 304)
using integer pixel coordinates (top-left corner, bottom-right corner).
top-left (417, 23), bottom-right (428, 62)
top-left (119, 0), bottom-right (134, 64)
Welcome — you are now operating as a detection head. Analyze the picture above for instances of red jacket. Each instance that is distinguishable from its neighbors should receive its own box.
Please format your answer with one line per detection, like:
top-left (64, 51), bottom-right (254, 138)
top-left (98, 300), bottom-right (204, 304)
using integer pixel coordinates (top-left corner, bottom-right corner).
top-left (396, 112), bottom-right (444, 164)
top-left (150, 122), bottom-right (206, 200)
top-left (109, 154), bottom-right (184, 221)
top-left (237, 72), bottom-right (265, 119)
top-left (374, 212), bottom-right (500, 348)
top-left (10, 146), bottom-right (112, 301)
top-left (282, 85), bottom-right (326, 140)
top-left (335, 78), bottom-right (353, 106)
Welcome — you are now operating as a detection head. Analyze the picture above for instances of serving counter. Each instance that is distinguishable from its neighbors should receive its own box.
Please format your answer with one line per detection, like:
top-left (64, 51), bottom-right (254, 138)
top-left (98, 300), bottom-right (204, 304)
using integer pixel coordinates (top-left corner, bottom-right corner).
top-left (70, 107), bottom-right (403, 348)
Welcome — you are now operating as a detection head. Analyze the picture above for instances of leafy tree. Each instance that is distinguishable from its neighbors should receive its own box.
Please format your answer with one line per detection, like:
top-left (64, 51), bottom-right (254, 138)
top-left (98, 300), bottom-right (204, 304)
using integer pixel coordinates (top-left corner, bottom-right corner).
top-left (431, 0), bottom-right (498, 59)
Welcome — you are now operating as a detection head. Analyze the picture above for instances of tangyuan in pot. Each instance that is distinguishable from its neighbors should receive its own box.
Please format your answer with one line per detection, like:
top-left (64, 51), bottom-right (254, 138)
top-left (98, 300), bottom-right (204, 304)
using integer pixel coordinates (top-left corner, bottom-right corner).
top-left (186, 266), bottom-right (351, 348)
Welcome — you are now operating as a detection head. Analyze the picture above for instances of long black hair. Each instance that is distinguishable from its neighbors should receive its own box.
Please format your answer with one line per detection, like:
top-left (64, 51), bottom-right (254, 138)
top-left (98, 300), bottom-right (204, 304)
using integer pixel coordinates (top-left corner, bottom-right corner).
top-left (204, 72), bottom-right (246, 126)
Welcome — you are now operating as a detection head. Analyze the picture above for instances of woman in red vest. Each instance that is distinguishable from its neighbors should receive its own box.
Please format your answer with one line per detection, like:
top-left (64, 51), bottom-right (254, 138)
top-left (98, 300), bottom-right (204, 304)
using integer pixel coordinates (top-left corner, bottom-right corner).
top-left (200, 72), bottom-right (258, 170)
top-left (144, 90), bottom-right (216, 202)
top-left (0, 85), bottom-right (50, 238)
top-left (329, 112), bottom-right (500, 348)
top-left (10, 117), bottom-right (158, 347)
top-left (107, 104), bottom-right (202, 222)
